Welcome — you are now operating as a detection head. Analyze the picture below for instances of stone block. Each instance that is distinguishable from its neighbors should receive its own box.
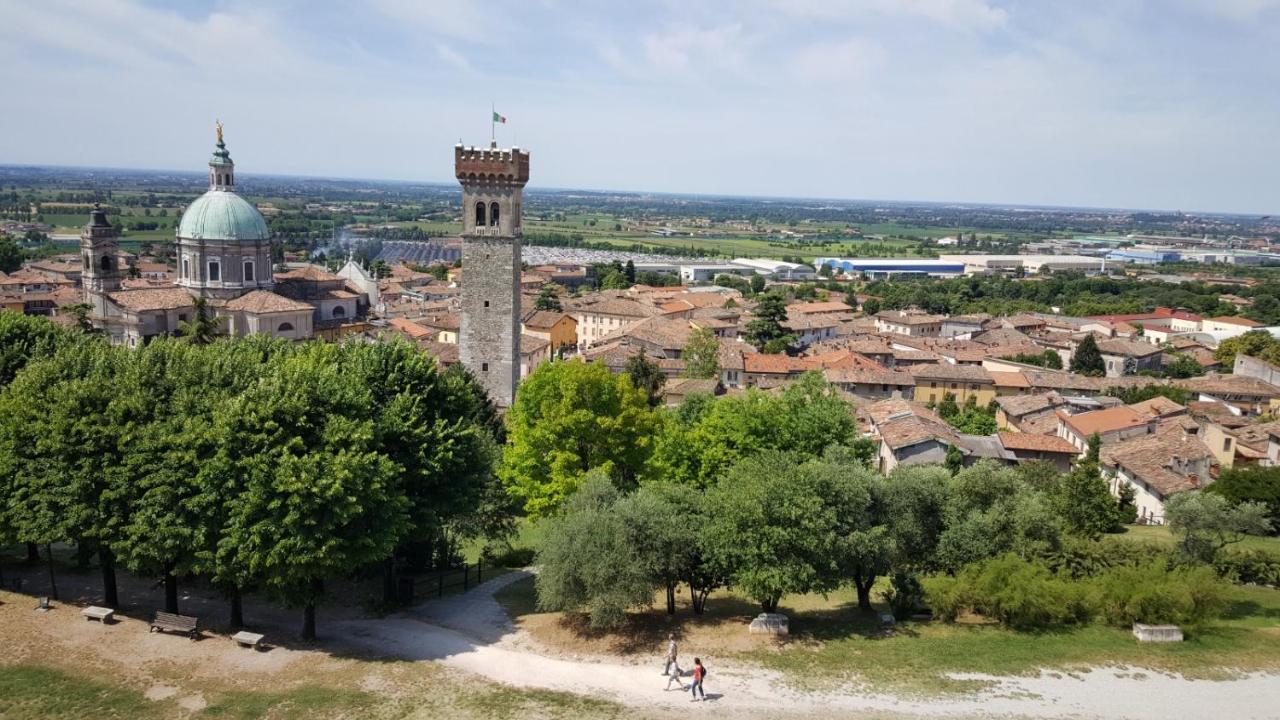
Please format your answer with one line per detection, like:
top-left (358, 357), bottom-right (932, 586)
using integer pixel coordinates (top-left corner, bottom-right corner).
top-left (1132, 623), bottom-right (1183, 643)
top-left (748, 612), bottom-right (789, 635)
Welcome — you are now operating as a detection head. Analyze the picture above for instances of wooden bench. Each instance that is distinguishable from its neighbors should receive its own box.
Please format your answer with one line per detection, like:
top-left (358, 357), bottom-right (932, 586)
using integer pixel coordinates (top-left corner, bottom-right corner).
top-left (150, 611), bottom-right (199, 640)
top-left (232, 630), bottom-right (265, 649)
top-left (82, 606), bottom-right (115, 623)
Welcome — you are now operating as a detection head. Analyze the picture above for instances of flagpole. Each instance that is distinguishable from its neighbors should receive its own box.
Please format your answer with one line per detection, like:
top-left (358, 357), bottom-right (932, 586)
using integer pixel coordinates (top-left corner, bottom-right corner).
top-left (491, 102), bottom-right (495, 143)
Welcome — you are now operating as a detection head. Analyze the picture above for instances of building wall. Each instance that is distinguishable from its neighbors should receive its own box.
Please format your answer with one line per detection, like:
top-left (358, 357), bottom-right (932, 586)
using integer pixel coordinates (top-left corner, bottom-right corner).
top-left (1235, 354), bottom-right (1280, 387)
top-left (1102, 352), bottom-right (1162, 378)
top-left (1202, 423), bottom-right (1237, 468)
top-left (459, 234), bottom-right (521, 407)
top-left (914, 381), bottom-right (996, 407)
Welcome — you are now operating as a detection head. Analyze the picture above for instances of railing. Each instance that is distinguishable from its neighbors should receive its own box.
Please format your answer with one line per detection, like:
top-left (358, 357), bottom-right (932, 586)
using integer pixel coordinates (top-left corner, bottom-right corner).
top-left (395, 560), bottom-right (486, 603)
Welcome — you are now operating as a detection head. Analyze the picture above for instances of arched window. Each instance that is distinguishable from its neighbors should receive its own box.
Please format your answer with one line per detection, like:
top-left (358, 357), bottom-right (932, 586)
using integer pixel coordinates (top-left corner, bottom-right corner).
top-left (182, 258), bottom-right (190, 279)
top-left (100, 255), bottom-right (111, 271)
top-left (278, 322), bottom-right (294, 332)
top-left (475, 201), bottom-right (486, 227)
top-left (243, 260), bottom-right (255, 283)
top-left (490, 202), bottom-right (500, 227)
top-left (332, 305), bottom-right (346, 318)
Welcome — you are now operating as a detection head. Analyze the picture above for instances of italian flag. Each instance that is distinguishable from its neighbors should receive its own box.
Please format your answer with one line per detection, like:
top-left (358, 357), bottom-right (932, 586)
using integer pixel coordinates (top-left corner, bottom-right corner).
top-left (493, 111), bottom-right (507, 124)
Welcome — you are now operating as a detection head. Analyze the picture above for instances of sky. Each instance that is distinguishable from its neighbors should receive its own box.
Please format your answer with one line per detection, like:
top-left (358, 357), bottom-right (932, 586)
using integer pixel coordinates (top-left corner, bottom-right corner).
top-left (1, 0), bottom-right (1278, 214)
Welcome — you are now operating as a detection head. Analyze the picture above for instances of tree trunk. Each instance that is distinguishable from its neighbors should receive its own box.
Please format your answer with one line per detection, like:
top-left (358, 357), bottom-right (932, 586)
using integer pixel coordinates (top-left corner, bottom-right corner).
top-left (666, 581), bottom-right (676, 615)
top-left (99, 546), bottom-right (118, 608)
top-left (229, 586), bottom-right (244, 629)
top-left (855, 578), bottom-right (874, 612)
top-left (303, 603), bottom-right (316, 641)
top-left (382, 556), bottom-right (396, 605)
top-left (163, 562), bottom-right (179, 614)
top-left (761, 597), bottom-right (778, 613)
top-left (26, 542), bottom-right (40, 563)
top-left (45, 543), bottom-right (58, 600)
top-left (75, 541), bottom-right (92, 569)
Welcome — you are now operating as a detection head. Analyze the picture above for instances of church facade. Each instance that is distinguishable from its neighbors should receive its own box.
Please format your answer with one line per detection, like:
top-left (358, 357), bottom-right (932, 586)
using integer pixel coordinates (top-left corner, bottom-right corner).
top-left (83, 125), bottom-right (374, 346)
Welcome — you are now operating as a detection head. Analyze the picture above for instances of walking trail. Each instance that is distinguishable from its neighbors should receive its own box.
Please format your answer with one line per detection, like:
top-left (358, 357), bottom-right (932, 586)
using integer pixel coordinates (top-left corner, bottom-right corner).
top-left (332, 571), bottom-right (1280, 719)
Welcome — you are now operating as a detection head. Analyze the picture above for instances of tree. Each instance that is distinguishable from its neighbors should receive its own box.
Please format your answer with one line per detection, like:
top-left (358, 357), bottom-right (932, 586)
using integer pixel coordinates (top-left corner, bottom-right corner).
top-left (704, 452), bottom-right (849, 612)
top-left (0, 235), bottom-right (22, 273)
top-left (624, 259), bottom-right (636, 284)
top-left (0, 312), bottom-right (71, 387)
top-left (625, 352), bottom-right (665, 407)
top-left (1163, 354), bottom-right (1203, 379)
top-left (211, 345), bottom-right (408, 639)
top-left (934, 461), bottom-right (1061, 572)
top-left (1206, 465), bottom-right (1280, 532)
top-left (428, 264), bottom-right (448, 281)
top-left (862, 297), bottom-right (881, 316)
top-left (744, 292), bottom-right (791, 351)
top-left (1086, 432), bottom-right (1102, 463)
top-left (1215, 330), bottom-right (1280, 368)
top-left (178, 296), bottom-right (222, 345)
top-left (944, 443), bottom-right (965, 474)
top-left (749, 274), bottom-right (766, 295)
top-left (534, 473), bottom-right (658, 628)
top-left (1070, 334), bottom-right (1106, 377)
top-left (601, 270), bottom-right (629, 290)
top-left (683, 327), bottom-right (720, 380)
top-left (500, 360), bottom-right (658, 517)
top-left (647, 372), bottom-right (856, 488)
top-left (1053, 458), bottom-right (1123, 538)
top-left (937, 393), bottom-right (959, 419)
top-left (534, 284), bottom-right (562, 311)
top-left (1043, 349), bottom-right (1063, 369)
top-left (946, 407), bottom-right (997, 435)
top-left (1165, 492), bottom-right (1272, 563)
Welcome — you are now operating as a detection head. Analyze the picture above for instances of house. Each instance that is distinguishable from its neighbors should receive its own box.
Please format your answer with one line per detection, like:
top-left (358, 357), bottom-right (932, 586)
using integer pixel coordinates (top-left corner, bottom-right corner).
top-left (1180, 374), bottom-right (1280, 416)
top-left (742, 353), bottom-right (817, 387)
top-left (1128, 396), bottom-right (1188, 422)
top-left (862, 399), bottom-right (964, 474)
top-left (1100, 429), bottom-right (1215, 524)
top-left (874, 310), bottom-right (944, 337)
top-left (661, 377), bottom-right (720, 406)
top-left (522, 310), bottom-right (577, 354)
top-left (567, 295), bottom-right (663, 349)
top-left (997, 432), bottom-right (1080, 471)
top-left (994, 391), bottom-right (1066, 432)
top-left (1202, 316), bottom-right (1264, 333)
top-left (1057, 406), bottom-right (1156, 454)
top-left (1096, 337), bottom-right (1163, 377)
top-left (519, 334), bottom-right (551, 378)
top-left (824, 367), bottom-right (916, 401)
top-left (941, 314), bottom-right (989, 339)
top-left (908, 364), bottom-right (997, 406)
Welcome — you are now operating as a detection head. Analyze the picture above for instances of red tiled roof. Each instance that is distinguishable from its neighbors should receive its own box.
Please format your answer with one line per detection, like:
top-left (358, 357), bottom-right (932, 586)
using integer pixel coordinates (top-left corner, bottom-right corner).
top-left (998, 431), bottom-right (1078, 454)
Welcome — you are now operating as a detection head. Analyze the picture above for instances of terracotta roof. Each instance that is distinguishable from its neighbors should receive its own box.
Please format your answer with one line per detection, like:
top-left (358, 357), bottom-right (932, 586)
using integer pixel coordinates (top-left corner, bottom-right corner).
top-left (386, 317), bottom-right (432, 340)
top-left (907, 363), bottom-right (994, 383)
top-left (418, 340), bottom-right (459, 365)
top-left (1230, 420), bottom-right (1280, 451)
top-left (569, 296), bottom-right (663, 319)
top-left (521, 333), bottom-right (550, 355)
top-left (275, 265), bottom-right (343, 282)
top-left (1128, 396), bottom-right (1186, 418)
top-left (879, 414), bottom-right (961, 451)
top-left (523, 310), bottom-right (572, 329)
top-left (998, 431), bottom-right (1078, 454)
top-left (989, 371), bottom-right (1032, 388)
top-left (995, 391), bottom-right (1065, 417)
top-left (107, 287), bottom-right (194, 312)
top-left (744, 354), bottom-right (816, 375)
top-left (1020, 413), bottom-right (1063, 435)
top-left (1100, 429), bottom-right (1214, 497)
top-left (1061, 406), bottom-right (1149, 436)
top-left (224, 290), bottom-right (314, 314)
top-left (663, 378), bottom-right (719, 398)
top-left (1180, 374), bottom-right (1280, 398)
top-left (824, 367), bottom-right (916, 386)
top-left (788, 301), bottom-right (854, 315)
top-left (875, 310), bottom-right (944, 325)
top-left (1207, 315), bottom-right (1262, 327)
top-left (1097, 338), bottom-right (1162, 358)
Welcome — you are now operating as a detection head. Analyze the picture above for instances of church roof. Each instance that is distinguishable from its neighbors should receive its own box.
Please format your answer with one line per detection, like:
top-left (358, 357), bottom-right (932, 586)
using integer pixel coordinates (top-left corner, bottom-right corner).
top-left (107, 287), bottom-right (195, 312)
top-left (177, 190), bottom-right (269, 241)
top-left (223, 290), bottom-right (313, 314)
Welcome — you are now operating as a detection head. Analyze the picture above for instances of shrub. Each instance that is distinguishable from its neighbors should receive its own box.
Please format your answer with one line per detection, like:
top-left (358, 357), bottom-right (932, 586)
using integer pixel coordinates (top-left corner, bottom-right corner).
top-left (920, 574), bottom-right (967, 622)
top-left (1093, 561), bottom-right (1226, 626)
top-left (481, 541), bottom-right (536, 568)
top-left (1214, 548), bottom-right (1280, 587)
top-left (881, 571), bottom-right (925, 621)
top-left (963, 555), bottom-right (1093, 629)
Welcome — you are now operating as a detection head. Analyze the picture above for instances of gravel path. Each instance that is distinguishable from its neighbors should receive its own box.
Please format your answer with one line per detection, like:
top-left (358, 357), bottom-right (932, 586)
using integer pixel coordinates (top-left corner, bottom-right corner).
top-left (332, 571), bottom-right (1280, 719)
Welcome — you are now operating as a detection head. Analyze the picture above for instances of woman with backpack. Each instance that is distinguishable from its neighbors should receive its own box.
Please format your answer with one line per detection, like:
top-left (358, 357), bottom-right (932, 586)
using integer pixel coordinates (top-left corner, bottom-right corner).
top-left (689, 657), bottom-right (707, 701)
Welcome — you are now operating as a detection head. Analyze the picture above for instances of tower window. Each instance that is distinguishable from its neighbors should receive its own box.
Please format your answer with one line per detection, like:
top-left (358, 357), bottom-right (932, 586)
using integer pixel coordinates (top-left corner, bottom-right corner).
top-left (484, 300), bottom-right (490, 308)
top-left (475, 201), bottom-right (486, 227)
top-left (490, 202), bottom-right (500, 226)
top-left (101, 255), bottom-right (112, 271)
top-left (182, 258), bottom-right (190, 279)
top-left (208, 259), bottom-right (221, 282)
top-left (243, 260), bottom-right (255, 283)
top-left (482, 363), bottom-right (489, 372)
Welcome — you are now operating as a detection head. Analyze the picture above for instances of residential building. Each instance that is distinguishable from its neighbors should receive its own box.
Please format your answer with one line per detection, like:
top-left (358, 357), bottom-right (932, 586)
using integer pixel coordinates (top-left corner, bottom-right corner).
top-left (874, 310), bottom-right (944, 337)
top-left (1057, 406), bottom-right (1155, 453)
top-left (1101, 430), bottom-right (1214, 524)
top-left (908, 363), bottom-right (997, 406)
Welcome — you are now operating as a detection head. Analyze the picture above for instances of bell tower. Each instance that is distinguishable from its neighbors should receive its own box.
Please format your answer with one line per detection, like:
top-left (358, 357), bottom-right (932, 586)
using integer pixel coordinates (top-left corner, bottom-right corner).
top-left (455, 141), bottom-right (530, 407)
top-left (80, 203), bottom-right (122, 319)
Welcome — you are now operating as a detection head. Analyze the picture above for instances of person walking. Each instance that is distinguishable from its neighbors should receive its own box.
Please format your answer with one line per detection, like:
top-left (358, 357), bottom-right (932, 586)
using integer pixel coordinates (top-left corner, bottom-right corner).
top-left (661, 633), bottom-right (678, 676)
top-left (689, 657), bottom-right (706, 701)
top-left (665, 662), bottom-right (686, 691)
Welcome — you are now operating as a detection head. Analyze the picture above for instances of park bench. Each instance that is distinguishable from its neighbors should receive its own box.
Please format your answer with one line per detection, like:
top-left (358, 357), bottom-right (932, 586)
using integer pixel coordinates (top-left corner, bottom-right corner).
top-left (82, 605), bottom-right (115, 623)
top-left (150, 611), bottom-right (199, 640)
top-left (232, 630), bottom-right (265, 649)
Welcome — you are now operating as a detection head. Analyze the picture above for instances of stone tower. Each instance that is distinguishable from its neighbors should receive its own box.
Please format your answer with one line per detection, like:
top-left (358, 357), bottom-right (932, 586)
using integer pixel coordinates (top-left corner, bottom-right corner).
top-left (80, 203), bottom-right (122, 319)
top-left (455, 141), bottom-right (530, 407)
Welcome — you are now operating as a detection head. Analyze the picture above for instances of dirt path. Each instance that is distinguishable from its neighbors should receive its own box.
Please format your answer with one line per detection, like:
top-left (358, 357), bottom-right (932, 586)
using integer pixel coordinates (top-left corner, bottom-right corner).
top-left (331, 571), bottom-right (1280, 719)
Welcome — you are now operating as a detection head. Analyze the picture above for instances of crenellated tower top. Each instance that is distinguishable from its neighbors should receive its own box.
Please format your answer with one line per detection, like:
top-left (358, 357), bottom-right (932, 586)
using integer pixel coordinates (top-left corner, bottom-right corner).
top-left (455, 142), bottom-right (530, 187)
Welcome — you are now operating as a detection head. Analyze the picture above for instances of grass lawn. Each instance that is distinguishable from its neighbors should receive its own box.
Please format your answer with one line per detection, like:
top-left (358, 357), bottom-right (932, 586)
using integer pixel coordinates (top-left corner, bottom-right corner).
top-left (1116, 525), bottom-right (1280, 553)
top-left (496, 575), bottom-right (1280, 696)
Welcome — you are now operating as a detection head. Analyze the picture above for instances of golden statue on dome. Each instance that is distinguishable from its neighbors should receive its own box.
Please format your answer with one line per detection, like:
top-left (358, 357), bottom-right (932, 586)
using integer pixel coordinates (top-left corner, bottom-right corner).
top-left (215, 120), bottom-right (224, 144)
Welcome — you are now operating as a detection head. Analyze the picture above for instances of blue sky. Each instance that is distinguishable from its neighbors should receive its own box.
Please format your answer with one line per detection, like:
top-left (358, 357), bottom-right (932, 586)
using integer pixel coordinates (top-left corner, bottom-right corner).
top-left (1, 0), bottom-right (1277, 213)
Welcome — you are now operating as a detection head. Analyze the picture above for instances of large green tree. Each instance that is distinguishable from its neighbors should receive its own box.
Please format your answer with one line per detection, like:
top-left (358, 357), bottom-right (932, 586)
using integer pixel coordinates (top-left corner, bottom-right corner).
top-left (1206, 465), bottom-right (1280, 532)
top-left (1165, 492), bottom-right (1272, 563)
top-left (500, 359), bottom-right (658, 517)
top-left (744, 292), bottom-right (791, 352)
top-left (682, 327), bottom-right (721, 380)
top-left (934, 461), bottom-right (1061, 572)
top-left (1214, 330), bottom-right (1280, 368)
top-left (0, 236), bottom-right (22, 273)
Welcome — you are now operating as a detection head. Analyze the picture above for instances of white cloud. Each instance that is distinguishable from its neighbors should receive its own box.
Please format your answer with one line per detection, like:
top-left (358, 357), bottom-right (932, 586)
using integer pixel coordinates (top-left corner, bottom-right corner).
top-left (436, 43), bottom-right (473, 71)
top-left (768, 0), bottom-right (1009, 31)
top-left (640, 23), bottom-right (749, 76)
top-left (789, 38), bottom-right (886, 85)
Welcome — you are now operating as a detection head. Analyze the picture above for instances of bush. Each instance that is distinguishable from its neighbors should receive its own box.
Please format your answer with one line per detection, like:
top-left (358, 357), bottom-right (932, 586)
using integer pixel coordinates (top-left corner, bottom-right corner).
top-left (881, 571), bottom-right (925, 621)
top-left (1214, 548), bottom-right (1280, 587)
top-left (920, 574), bottom-right (967, 623)
top-left (481, 541), bottom-right (536, 568)
top-left (1094, 561), bottom-right (1226, 626)
top-left (962, 555), bottom-right (1093, 629)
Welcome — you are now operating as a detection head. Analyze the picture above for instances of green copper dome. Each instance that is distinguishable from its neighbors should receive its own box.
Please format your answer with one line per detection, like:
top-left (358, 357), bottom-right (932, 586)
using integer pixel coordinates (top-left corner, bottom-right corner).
top-left (177, 190), bottom-right (270, 241)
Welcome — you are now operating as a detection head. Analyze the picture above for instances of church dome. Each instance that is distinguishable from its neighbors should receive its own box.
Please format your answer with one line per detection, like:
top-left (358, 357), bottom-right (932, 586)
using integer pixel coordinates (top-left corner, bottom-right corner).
top-left (177, 190), bottom-right (270, 241)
